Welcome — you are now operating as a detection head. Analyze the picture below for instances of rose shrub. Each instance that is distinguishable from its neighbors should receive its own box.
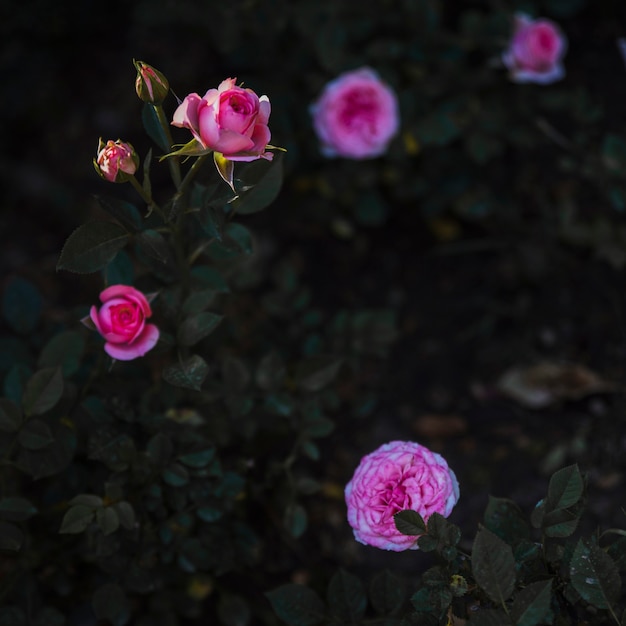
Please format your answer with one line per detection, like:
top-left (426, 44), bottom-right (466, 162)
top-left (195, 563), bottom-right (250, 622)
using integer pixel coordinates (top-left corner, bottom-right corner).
top-left (94, 138), bottom-right (139, 183)
top-left (345, 440), bottom-right (460, 551)
top-left (310, 67), bottom-right (399, 159)
top-left (84, 284), bottom-right (160, 360)
top-left (502, 13), bottom-right (567, 84)
top-left (172, 77), bottom-right (273, 161)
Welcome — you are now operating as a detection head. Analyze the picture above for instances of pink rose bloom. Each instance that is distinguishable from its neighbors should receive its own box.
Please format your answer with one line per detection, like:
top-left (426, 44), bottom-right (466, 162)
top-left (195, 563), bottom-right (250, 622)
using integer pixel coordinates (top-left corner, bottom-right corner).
top-left (95, 139), bottom-right (139, 183)
top-left (502, 13), bottom-right (567, 84)
top-left (171, 78), bottom-right (273, 161)
top-left (345, 440), bottom-right (459, 551)
top-left (310, 67), bottom-right (399, 159)
top-left (87, 285), bottom-right (159, 361)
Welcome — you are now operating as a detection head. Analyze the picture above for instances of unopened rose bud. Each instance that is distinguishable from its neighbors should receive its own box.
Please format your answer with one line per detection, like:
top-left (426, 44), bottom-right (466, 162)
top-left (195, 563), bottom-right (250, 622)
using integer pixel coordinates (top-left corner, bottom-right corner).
top-left (134, 60), bottom-right (169, 104)
top-left (94, 138), bottom-right (139, 183)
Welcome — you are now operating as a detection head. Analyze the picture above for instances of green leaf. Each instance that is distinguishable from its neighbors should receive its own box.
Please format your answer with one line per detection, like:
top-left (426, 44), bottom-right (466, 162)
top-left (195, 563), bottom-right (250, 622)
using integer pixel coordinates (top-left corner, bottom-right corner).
top-left (191, 265), bottom-right (230, 292)
top-left (3, 363), bottom-right (32, 406)
top-left (22, 367), bottom-right (63, 417)
top-left (214, 151), bottom-right (235, 191)
top-left (0, 521), bottom-right (24, 551)
top-left (179, 448), bottom-right (215, 468)
top-left (543, 507), bottom-right (581, 538)
top-left (181, 289), bottom-right (219, 316)
top-left (195, 204), bottom-right (225, 240)
top-left (70, 494), bottom-right (103, 507)
top-left (0, 497), bottom-right (37, 521)
top-left (92, 582), bottom-right (130, 626)
top-left (265, 584), bottom-right (326, 626)
top-left (104, 249), bottom-right (134, 285)
top-left (38, 330), bottom-right (85, 377)
top-left (232, 154), bottom-right (283, 214)
top-left (162, 355), bottom-right (209, 391)
top-left (283, 503), bottom-right (307, 538)
top-left (177, 312), bottom-right (223, 347)
top-left (225, 222), bottom-right (253, 255)
top-left (135, 229), bottom-right (172, 264)
top-left (94, 195), bottom-right (142, 232)
top-left (142, 102), bottom-right (170, 152)
top-left (484, 496), bottom-right (530, 543)
top-left (256, 351), bottom-right (286, 391)
top-left (295, 356), bottom-right (343, 392)
top-left (0, 398), bottom-right (22, 432)
top-left (57, 221), bottom-right (130, 274)
top-left (510, 579), bottom-right (553, 626)
top-left (394, 510), bottom-right (427, 536)
top-left (369, 570), bottom-right (406, 616)
top-left (161, 462), bottom-right (190, 487)
top-left (114, 501), bottom-right (135, 529)
top-left (97, 507), bottom-right (120, 535)
top-left (471, 526), bottom-right (516, 606)
top-left (2, 276), bottom-right (42, 334)
top-left (59, 504), bottom-right (95, 534)
top-left (303, 416), bottom-right (335, 438)
top-left (570, 539), bottom-right (621, 610)
top-left (327, 569), bottom-right (367, 623)
top-left (546, 464), bottom-right (584, 512)
top-left (18, 418), bottom-right (55, 450)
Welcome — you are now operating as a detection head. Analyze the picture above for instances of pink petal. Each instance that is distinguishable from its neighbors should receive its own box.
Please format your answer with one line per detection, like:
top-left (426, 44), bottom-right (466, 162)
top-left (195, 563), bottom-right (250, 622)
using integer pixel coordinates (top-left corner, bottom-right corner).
top-left (104, 324), bottom-right (160, 361)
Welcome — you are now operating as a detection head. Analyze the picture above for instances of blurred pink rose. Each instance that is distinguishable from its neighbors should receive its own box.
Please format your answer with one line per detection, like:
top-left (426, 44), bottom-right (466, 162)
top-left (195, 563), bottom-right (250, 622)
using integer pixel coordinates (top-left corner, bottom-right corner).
top-left (345, 440), bottom-right (459, 551)
top-left (172, 78), bottom-right (273, 161)
top-left (87, 285), bottom-right (159, 361)
top-left (310, 67), bottom-right (399, 159)
top-left (502, 13), bottom-right (567, 84)
top-left (95, 139), bottom-right (139, 183)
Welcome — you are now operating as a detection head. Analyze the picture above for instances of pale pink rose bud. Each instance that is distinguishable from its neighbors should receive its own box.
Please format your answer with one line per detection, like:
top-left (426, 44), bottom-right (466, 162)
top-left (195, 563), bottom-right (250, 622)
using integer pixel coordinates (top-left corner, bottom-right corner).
top-left (310, 67), bottom-right (399, 159)
top-left (94, 139), bottom-right (139, 183)
top-left (134, 60), bottom-right (170, 105)
top-left (171, 78), bottom-right (273, 162)
top-left (83, 285), bottom-right (159, 361)
top-left (345, 440), bottom-right (459, 551)
top-left (502, 13), bottom-right (567, 84)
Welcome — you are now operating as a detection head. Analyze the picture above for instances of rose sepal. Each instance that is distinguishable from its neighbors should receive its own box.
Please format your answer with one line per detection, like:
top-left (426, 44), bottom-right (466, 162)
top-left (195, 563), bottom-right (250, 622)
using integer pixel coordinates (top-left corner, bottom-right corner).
top-left (159, 138), bottom-right (212, 161)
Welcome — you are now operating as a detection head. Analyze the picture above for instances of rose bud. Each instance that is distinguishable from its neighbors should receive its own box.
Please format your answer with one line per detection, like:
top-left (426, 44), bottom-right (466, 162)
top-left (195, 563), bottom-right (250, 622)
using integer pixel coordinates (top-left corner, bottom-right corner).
top-left (134, 60), bottom-right (170, 104)
top-left (94, 138), bottom-right (139, 183)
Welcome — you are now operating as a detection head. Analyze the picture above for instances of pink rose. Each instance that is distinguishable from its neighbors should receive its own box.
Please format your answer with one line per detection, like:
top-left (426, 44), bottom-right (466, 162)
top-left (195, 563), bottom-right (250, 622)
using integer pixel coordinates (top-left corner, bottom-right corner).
top-left (502, 13), bottom-right (567, 84)
top-left (171, 78), bottom-right (273, 162)
top-left (310, 67), bottom-right (399, 159)
top-left (86, 285), bottom-right (159, 361)
top-left (345, 440), bottom-right (459, 551)
top-left (95, 139), bottom-right (139, 183)
top-left (134, 60), bottom-right (169, 104)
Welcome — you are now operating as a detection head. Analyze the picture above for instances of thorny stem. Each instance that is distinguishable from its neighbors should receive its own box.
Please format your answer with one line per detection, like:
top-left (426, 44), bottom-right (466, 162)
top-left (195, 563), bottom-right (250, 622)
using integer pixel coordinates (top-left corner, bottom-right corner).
top-left (154, 104), bottom-right (182, 189)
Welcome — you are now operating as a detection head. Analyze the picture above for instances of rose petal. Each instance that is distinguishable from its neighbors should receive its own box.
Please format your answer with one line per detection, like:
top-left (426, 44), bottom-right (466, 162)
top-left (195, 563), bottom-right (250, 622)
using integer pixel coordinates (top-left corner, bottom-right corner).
top-left (104, 324), bottom-right (160, 361)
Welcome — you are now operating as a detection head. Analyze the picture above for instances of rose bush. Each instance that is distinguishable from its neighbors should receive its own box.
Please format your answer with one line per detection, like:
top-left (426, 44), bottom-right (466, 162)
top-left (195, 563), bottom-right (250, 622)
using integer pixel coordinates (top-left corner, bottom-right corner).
top-left (172, 77), bottom-right (273, 161)
top-left (310, 67), bottom-right (399, 159)
top-left (84, 284), bottom-right (159, 361)
top-left (502, 13), bottom-right (567, 84)
top-left (345, 440), bottom-right (459, 551)
top-left (94, 138), bottom-right (139, 183)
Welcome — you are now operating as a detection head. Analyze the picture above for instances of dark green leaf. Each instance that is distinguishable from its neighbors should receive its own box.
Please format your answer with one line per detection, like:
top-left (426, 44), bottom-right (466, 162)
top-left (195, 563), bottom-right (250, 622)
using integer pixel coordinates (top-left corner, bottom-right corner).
top-left (161, 462), bottom-right (190, 487)
top-left (142, 102), bottom-right (170, 152)
top-left (510, 579), bottom-right (553, 626)
top-left (181, 289), bottom-right (219, 316)
top-left (232, 154), bottom-right (283, 215)
top-left (38, 330), bottom-right (85, 377)
top-left (104, 249), bottom-right (134, 285)
top-left (177, 312), bottom-right (223, 347)
top-left (2, 276), bottom-right (42, 334)
top-left (394, 510), bottom-right (427, 536)
top-left (17, 421), bottom-right (76, 479)
top-left (0, 398), bottom-right (22, 432)
top-left (146, 432), bottom-right (173, 465)
top-left (57, 221), bottom-right (130, 274)
top-left (327, 569), bottom-right (367, 623)
top-left (88, 431), bottom-right (135, 471)
top-left (284, 503), bottom-right (307, 538)
top-left (94, 195), bottom-right (142, 232)
top-left (543, 507), bottom-right (581, 538)
top-left (225, 222), bottom-right (253, 255)
top-left (195, 204), bottom-right (225, 240)
top-left (70, 494), bottom-right (103, 507)
top-left (0, 497), bottom-right (37, 521)
top-left (179, 448), bottom-right (215, 468)
top-left (18, 418), bottom-right (55, 450)
top-left (162, 355), bottom-right (209, 391)
top-left (484, 496), bottom-right (530, 543)
top-left (303, 416), bottom-right (335, 438)
top-left (114, 501), bottom-right (135, 529)
top-left (369, 570), bottom-right (406, 616)
top-left (59, 504), bottom-right (95, 534)
top-left (295, 356), bottom-right (343, 392)
top-left (256, 351), bottom-right (286, 390)
top-left (265, 584), bottom-right (326, 626)
top-left (97, 507), bottom-right (120, 535)
top-left (471, 526), bottom-right (516, 606)
top-left (22, 367), bottom-right (63, 417)
top-left (191, 265), bottom-right (230, 292)
top-left (92, 582), bottom-right (130, 626)
top-left (546, 464), bottom-right (584, 512)
top-left (135, 228), bottom-right (172, 264)
top-left (570, 539), bottom-right (621, 609)
top-left (0, 521), bottom-right (24, 551)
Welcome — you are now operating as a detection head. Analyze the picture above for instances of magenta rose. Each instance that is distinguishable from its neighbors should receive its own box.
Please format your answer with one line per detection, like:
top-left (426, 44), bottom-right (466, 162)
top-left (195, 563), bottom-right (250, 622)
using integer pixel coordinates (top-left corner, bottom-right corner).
top-left (345, 440), bottom-right (459, 551)
top-left (86, 285), bottom-right (159, 361)
top-left (310, 67), bottom-right (399, 159)
top-left (171, 78), bottom-right (272, 161)
top-left (502, 13), bottom-right (567, 84)
top-left (95, 139), bottom-right (139, 183)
